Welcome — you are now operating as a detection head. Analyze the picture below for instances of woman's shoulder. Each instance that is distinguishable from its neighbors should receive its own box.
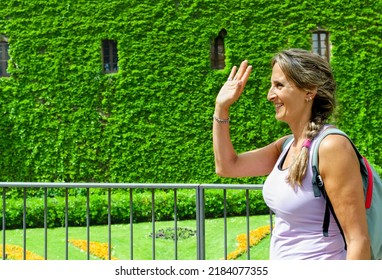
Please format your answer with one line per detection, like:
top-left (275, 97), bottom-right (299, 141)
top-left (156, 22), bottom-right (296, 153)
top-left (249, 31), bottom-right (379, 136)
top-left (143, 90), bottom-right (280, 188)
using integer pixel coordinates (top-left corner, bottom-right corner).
top-left (319, 133), bottom-right (352, 151)
top-left (317, 131), bottom-right (358, 170)
top-left (316, 126), bottom-right (353, 155)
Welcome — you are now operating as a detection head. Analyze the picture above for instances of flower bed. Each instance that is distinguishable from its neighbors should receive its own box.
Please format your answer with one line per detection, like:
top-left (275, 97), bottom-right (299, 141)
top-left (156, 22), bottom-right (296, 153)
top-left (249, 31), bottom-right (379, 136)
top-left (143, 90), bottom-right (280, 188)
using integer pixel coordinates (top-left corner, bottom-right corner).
top-left (68, 240), bottom-right (118, 260)
top-left (0, 244), bottom-right (44, 260)
top-left (226, 225), bottom-right (270, 260)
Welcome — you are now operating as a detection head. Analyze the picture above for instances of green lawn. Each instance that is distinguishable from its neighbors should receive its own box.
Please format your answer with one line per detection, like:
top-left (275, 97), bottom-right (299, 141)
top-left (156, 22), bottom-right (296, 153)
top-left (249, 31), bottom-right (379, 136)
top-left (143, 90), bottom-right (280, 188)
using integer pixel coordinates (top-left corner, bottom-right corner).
top-left (1, 215), bottom-right (271, 260)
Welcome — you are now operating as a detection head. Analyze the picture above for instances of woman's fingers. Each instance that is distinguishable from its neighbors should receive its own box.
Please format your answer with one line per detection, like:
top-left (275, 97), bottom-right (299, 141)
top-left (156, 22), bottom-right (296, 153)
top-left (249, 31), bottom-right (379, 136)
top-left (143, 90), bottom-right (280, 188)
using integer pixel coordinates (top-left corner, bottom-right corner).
top-left (226, 61), bottom-right (251, 83)
top-left (234, 60), bottom-right (249, 80)
top-left (216, 60), bottom-right (252, 108)
top-left (227, 66), bottom-right (237, 81)
top-left (240, 64), bottom-right (252, 88)
top-left (227, 61), bottom-right (252, 91)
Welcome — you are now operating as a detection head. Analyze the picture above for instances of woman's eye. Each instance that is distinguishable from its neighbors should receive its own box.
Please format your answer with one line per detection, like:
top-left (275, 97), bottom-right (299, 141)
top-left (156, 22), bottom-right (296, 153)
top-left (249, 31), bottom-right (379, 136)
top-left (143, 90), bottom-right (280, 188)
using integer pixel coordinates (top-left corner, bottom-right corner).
top-left (276, 83), bottom-right (283, 89)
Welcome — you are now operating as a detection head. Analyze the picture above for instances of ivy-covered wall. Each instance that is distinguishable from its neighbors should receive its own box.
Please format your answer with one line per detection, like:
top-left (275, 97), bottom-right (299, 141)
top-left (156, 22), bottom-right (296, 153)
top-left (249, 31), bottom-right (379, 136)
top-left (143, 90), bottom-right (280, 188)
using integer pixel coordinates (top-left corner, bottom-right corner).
top-left (0, 0), bottom-right (381, 183)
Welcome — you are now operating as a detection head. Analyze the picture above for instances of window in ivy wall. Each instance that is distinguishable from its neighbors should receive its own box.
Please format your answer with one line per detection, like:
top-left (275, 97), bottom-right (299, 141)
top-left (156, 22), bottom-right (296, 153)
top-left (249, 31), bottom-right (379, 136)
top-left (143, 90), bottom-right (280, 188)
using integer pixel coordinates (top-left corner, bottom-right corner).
top-left (312, 30), bottom-right (330, 61)
top-left (0, 38), bottom-right (10, 77)
top-left (102, 39), bottom-right (118, 73)
top-left (210, 29), bottom-right (227, 69)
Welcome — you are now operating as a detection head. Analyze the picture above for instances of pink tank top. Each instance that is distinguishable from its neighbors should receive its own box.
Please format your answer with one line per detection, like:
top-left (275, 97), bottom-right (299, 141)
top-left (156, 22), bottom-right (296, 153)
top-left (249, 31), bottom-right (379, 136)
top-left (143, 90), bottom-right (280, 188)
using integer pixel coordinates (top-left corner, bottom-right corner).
top-left (262, 135), bottom-right (346, 260)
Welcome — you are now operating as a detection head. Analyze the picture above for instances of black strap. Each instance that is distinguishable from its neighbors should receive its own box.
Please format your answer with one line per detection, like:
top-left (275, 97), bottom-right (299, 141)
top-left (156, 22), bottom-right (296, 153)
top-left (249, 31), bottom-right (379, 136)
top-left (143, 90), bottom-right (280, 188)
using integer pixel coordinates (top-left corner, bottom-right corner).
top-left (313, 166), bottom-right (330, 237)
top-left (312, 166), bottom-right (323, 197)
top-left (315, 176), bottom-right (347, 250)
top-left (311, 127), bottom-right (348, 249)
top-left (320, 185), bottom-right (332, 237)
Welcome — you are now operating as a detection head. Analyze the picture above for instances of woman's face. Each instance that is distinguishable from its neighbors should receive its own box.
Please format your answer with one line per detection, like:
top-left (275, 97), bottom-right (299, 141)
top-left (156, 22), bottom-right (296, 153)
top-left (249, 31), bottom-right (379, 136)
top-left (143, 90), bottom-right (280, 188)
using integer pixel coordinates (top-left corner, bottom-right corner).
top-left (267, 63), bottom-right (312, 125)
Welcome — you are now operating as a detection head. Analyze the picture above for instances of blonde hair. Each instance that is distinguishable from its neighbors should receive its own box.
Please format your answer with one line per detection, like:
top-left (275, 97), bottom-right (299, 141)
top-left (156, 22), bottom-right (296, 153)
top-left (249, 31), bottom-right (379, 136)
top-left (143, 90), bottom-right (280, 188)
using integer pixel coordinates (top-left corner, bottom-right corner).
top-left (272, 49), bottom-right (336, 186)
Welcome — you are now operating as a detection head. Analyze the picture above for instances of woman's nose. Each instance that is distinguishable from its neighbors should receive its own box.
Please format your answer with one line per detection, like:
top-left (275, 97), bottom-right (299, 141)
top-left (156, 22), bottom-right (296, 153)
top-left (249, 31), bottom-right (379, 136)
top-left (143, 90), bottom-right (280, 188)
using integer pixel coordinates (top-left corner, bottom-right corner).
top-left (267, 87), bottom-right (276, 101)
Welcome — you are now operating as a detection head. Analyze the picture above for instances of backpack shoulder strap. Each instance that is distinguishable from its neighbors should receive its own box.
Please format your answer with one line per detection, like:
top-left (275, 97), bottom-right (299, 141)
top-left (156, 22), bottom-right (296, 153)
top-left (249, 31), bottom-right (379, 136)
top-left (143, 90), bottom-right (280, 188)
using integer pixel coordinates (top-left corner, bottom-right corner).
top-left (311, 127), bottom-right (348, 239)
top-left (312, 128), bottom-right (375, 209)
top-left (311, 127), bottom-right (365, 195)
top-left (311, 127), bottom-right (365, 242)
top-left (311, 127), bottom-right (359, 196)
top-left (312, 127), bottom-right (363, 166)
top-left (311, 127), bottom-right (350, 169)
top-left (281, 135), bottom-right (293, 151)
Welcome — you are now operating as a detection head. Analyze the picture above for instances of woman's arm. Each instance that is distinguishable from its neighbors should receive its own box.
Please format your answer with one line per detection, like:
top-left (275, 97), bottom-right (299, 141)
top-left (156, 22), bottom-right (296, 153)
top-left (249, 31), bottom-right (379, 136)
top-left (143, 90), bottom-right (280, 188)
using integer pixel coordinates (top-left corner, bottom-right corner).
top-left (213, 61), bottom-right (285, 178)
top-left (319, 135), bottom-right (371, 259)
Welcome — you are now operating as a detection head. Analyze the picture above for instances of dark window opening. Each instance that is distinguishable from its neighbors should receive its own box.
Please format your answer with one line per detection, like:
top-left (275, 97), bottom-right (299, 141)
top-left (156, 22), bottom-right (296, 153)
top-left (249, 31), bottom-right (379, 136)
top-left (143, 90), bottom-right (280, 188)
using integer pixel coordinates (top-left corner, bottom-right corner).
top-left (102, 40), bottom-right (118, 73)
top-left (0, 39), bottom-right (10, 77)
top-left (210, 29), bottom-right (227, 69)
top-left (312, 30), bottom-right (330, 61)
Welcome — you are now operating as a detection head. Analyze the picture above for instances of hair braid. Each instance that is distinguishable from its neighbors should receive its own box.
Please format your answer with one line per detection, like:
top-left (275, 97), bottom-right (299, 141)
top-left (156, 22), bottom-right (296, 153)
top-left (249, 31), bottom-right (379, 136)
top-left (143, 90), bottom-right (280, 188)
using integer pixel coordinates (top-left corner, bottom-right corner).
top-left (286, 119), bottom-right (325, 187)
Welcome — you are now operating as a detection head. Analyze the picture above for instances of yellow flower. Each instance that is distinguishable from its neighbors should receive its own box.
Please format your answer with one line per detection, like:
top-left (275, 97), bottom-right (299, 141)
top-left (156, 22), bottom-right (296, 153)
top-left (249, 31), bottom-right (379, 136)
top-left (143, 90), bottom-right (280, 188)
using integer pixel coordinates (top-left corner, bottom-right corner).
top-left (69, 239), bottom-right (118, 260)
top-left (0, 244), bottom-right (44, 260)
top-left (226, 225), bottom-right (270, 260)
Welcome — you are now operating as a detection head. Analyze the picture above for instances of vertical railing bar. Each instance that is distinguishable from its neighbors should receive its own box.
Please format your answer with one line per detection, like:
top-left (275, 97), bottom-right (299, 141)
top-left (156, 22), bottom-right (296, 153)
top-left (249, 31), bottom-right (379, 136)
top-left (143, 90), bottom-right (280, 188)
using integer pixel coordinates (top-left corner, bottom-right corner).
top-left (201, 186), bottom-right (206, 260)
top-left (23, 188), bottom-right (27, 260)
top-left (65, 187), bottom-right (69, 260)
top-left (151, 189), bottom-right (155, 260)
top-left (223, 189), bottom-right (228, 260)
top-left (246, 189), bottom-right (250, 260)
top-left (2, 187), bottom-right (6, 260)
top-left (108, 188), bottom-right (112, 260)
top-left (196, 186), bottom-right (200, 259)
top-left (174, 188), bottom-right (178, 260)
top-left (129, 188), bottom-right (133, 260)
top-left (196, 185), bottom-right (205, 260)
top-left (86, 188), bottom-right (90, 260)
top-left (44, 187), bottom-right (48, 260)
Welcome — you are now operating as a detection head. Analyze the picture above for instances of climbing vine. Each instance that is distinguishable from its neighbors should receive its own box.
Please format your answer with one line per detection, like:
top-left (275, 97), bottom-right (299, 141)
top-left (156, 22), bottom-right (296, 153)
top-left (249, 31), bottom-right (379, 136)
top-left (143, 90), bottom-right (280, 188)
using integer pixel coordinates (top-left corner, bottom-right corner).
top-left (0, 0), bottom-right (381, 184)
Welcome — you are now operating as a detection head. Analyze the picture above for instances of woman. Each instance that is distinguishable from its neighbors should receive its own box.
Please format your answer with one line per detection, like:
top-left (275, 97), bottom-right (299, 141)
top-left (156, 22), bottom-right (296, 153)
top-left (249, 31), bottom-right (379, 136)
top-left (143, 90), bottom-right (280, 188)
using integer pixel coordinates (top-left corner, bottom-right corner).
top-left (212, 48), bottom-right (370, 259)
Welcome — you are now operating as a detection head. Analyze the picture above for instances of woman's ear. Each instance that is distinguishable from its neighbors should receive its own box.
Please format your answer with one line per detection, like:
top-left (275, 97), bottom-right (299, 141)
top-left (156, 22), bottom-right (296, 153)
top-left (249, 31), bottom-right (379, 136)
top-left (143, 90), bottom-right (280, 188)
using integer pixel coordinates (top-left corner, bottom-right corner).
top-left (305, 88), bottom-right (317, 102)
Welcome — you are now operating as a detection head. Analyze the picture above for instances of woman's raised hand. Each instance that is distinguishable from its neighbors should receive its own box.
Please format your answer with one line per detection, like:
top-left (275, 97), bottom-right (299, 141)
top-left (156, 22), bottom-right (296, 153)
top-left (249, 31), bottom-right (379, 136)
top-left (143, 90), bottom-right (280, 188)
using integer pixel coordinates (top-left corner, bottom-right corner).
top-left (215, 60), bottom-right (252, 110)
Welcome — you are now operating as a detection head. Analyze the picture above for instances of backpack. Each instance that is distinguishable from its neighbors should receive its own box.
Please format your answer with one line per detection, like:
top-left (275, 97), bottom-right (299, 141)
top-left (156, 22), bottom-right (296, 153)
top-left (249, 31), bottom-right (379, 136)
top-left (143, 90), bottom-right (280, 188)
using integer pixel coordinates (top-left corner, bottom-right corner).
top-left (282, 127), bottom-right (382, 259)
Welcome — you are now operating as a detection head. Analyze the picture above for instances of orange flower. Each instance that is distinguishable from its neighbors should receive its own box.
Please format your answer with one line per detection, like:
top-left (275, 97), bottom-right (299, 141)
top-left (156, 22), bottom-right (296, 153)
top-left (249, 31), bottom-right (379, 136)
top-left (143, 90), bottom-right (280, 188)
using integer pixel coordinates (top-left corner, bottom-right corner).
top-left (68, 239), bottom-right (118, 260)
top-left (226, 225), bottom-right (270, 260)
top-left (0, 244), bottom-right (44, 260)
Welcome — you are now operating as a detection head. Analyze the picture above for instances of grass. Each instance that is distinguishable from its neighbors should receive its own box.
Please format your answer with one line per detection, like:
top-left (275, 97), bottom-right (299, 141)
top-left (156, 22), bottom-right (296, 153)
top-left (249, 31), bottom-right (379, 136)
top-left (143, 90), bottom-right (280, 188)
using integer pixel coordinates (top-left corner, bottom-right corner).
top-left (1, 215), bottom-right (271, 260)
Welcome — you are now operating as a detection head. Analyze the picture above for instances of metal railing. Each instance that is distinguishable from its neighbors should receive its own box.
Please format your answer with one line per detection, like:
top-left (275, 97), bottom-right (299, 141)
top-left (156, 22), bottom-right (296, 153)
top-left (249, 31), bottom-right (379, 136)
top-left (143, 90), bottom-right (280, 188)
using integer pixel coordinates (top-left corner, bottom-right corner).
top-left (0, 182), bottom-right (271, 260)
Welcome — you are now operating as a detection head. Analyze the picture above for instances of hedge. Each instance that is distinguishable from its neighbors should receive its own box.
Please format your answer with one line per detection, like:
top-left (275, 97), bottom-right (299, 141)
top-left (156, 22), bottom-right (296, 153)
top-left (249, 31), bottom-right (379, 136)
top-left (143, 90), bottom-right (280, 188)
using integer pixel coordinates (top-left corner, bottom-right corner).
top-left (0, 189), bottom-right (268, 229)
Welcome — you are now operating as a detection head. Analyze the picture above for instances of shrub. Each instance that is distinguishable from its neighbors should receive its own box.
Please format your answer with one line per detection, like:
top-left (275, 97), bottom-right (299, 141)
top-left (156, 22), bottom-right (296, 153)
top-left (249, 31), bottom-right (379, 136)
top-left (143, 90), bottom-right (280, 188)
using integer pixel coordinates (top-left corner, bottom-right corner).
top-left (0, 189), bottom-right (267, 229)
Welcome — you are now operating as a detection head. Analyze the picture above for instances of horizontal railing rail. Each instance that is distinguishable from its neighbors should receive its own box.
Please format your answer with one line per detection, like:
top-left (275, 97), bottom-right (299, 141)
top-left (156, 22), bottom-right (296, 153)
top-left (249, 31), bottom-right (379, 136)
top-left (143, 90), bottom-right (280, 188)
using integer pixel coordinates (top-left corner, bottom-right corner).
top-left (0, 182), bottom-right (271, 260)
